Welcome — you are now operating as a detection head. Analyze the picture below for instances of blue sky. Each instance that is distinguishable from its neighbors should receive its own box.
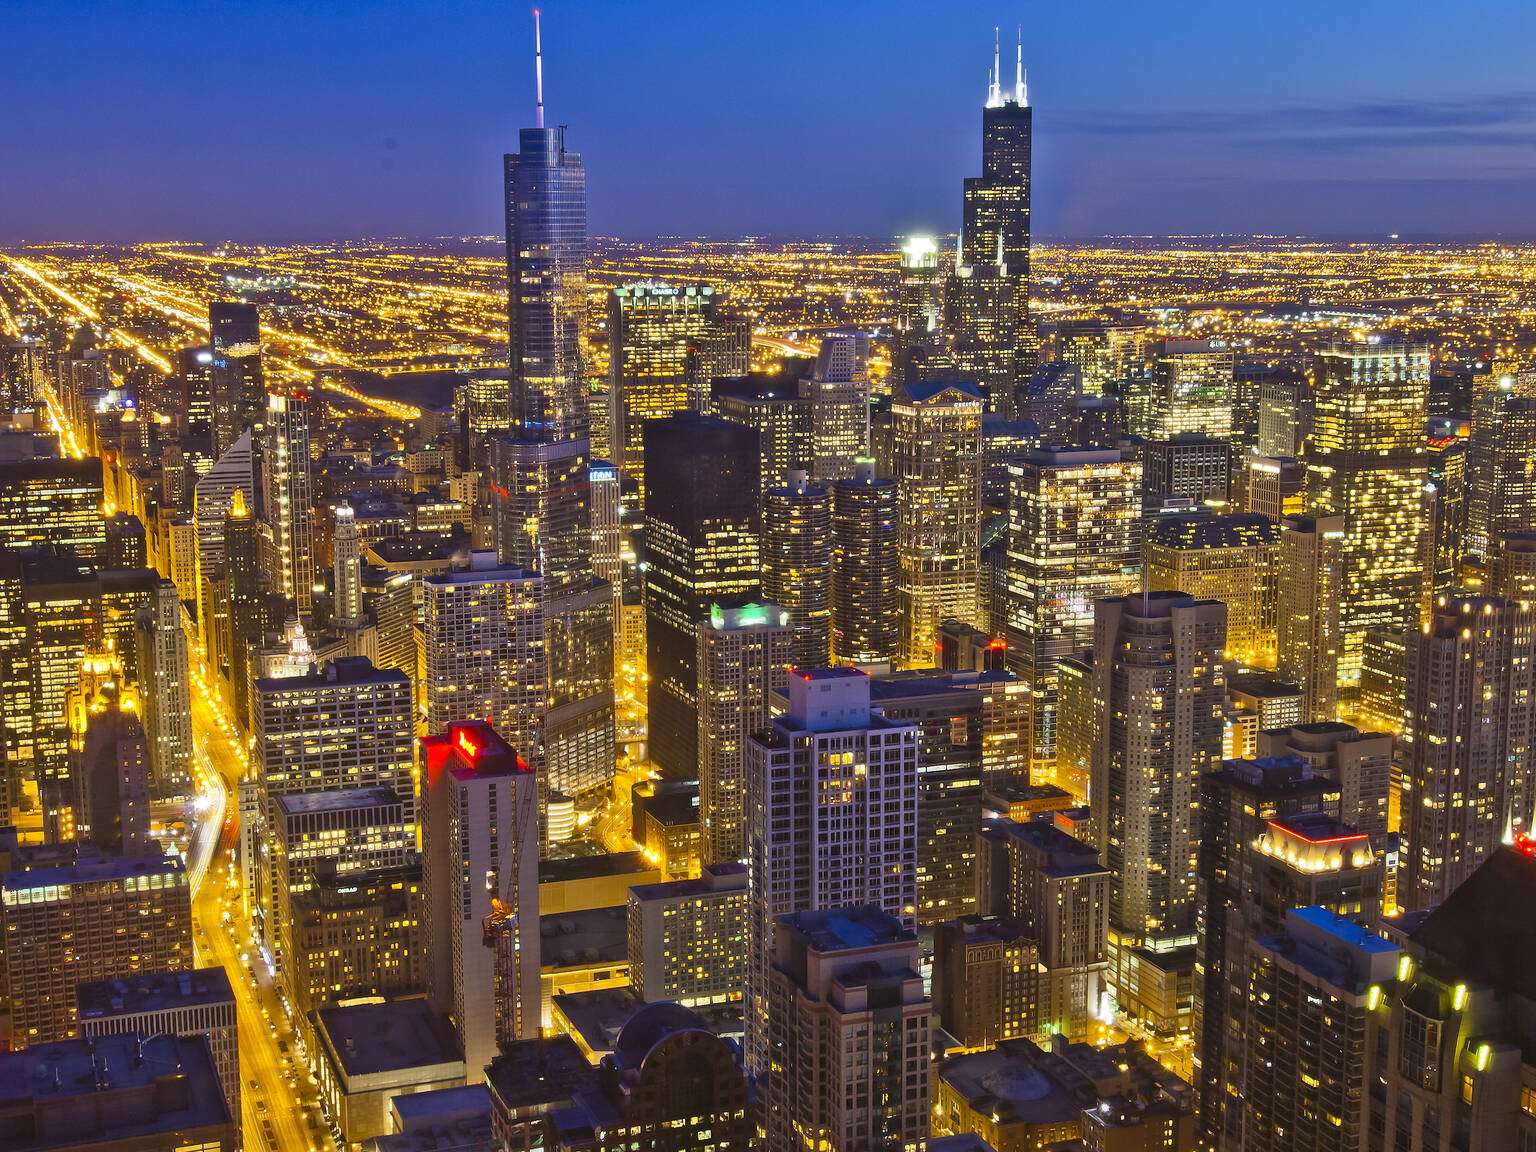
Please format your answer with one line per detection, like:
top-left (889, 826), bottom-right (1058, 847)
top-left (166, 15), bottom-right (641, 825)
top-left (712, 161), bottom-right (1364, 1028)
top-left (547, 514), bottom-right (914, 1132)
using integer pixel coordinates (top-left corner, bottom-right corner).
top-left (2, 0), bottom-right (1534, 241)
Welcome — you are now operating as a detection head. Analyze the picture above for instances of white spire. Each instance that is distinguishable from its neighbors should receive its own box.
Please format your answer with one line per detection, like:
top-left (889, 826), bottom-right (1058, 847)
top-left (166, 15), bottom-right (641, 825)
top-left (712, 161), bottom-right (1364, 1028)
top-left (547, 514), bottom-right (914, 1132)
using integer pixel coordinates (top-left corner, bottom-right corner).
top-left (986, 27), bottom-right (1002, 108)
top-left (1015, 27), bottom-right (1028, 106)
top-left (534, 8), bottom-right (545, 129)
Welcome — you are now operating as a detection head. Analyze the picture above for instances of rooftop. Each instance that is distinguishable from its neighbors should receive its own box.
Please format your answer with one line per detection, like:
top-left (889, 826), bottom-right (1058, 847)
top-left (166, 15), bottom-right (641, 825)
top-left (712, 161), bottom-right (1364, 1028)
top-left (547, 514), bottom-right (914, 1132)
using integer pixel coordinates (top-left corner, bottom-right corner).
top-left (275, 785), bottom-right (401, 817)
top-left (3, 852), bottom-right (184, 894)
top-left (629, 860), bottom-right (748, 903)
top-left (539, 850), bottom-right (653, 887)
top-left (76, 966), bottom-right (234, 1020)
top-left (539, 905), bottom-right (628, 970)
top-left (314, 998), bottom-right (462, 1080)
top-left (779, 904), bottom-right (914, 953)
top-left (483, 1035), bottom-right (597, 1112)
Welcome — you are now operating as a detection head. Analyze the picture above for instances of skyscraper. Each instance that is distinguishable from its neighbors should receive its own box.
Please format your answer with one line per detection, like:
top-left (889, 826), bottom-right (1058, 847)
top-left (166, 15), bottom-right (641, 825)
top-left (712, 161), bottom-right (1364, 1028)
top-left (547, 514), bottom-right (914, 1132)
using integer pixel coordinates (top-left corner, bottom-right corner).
top-left (332, 504), bottom-right (363, 629)
top-left (504, 19), bottom-right (587, 441)
top-left (642, 411), bottom-right (760, 779)
top-left (744, 668), bottom-right (918, 1073)
top-left (1275, 514), bottom-right (1344, 724)
top-left (1128, 340), bottom-right (1235, 440)
top-left (421, 720), bottom-right (541, 1077)
top-left (1002, 446), bottom-right (1142, 766)
top-left (209, 301), bottom-right (263, 458)
top-left (1403, 591), bottom-right (1534, 909)
top-left (223, 488), bottom-right (265, 726)
top-left (946, 33), bottom-right (1032, 413)
top-left (134, 578), bottom-right (192, 796)
top-left (799, 333), bottom-right (871, 486)
top-left (1139, 432), bottom-right (1231, 516)
top-left (0, 456), bottom-right (106, 564)
top-left (260, 388), bottom-right (315, 613)
top-left (892, 380), bottom-right (983, 665)
top-left (830, 460), bottom-right (900, 664)
top-left (1090, 591), bottom-right (1227, 1038)
top-left (1144, 511), bottom-right (1278, 666)
top-left (891, 235), bottom-right (945, 379)
top-left (696, 600), bottom-right (792, 864)
top-left (1467, 392), bottom-right (1536, 561)
top-left (761, 470), bottom-right (831, 669)
top-left (1305, 339), bottom-right (1433, 682)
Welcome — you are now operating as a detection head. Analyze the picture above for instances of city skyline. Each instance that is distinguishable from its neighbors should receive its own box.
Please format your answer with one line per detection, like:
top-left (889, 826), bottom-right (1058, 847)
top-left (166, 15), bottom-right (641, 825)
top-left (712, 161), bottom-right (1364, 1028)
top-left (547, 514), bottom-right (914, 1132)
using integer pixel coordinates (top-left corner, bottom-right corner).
top-left (3, 0), bottom-right (1536, 242)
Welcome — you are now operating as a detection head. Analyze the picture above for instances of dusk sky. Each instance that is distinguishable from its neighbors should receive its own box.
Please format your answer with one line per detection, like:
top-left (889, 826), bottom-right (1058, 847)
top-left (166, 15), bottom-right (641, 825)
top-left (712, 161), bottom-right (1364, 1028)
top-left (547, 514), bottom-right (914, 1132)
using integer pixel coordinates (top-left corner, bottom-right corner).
top-left (3, 0), bottom-right (1535, 242)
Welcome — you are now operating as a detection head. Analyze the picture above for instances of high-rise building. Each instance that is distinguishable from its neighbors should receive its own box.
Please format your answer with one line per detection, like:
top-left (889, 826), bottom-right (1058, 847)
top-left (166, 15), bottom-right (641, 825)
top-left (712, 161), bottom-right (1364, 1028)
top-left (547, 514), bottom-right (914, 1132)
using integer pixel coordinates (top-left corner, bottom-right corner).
top-left (1145, 511), bottom-right (1278, 666)
top-left (1002, 446), bottom-right (1141, 765)
top-left (892, 380), bottom-right (983, 665)
top-left (608, 283), bottom-right (741, 503)
top-left (504, 52), bottom-right (587, 441)
top-left (1489, 528), bottom-right (1536, 600)
top-left (830, 460), bottom-right (900, 664)
top-left (73, 706), bottom-right (151, 858)
top-left (1128, 340), bottom-right (1235, 440)
top-left (1467, 379), bottom-right (1536, 560)
top-left (799, 334), bottom-right (871, 486)
top-left (423, 552), bottom-right (546, 773)
top-left (222, 488), bottom-right (265, 725)
top-left (332, 504), bottom-right (363, 628)
top-left (0, 456), bottom-right (106, 566)
top-left (892, 236), bottom-right (945, 379)
top-left (209, 301), bottom-right (263, 458)
top-left (2, 854), bottom-right (193, 1043)
top-left (761, 470), bottom-right (831, 669)
top-left (642, 412), bottom-right (760, 779)
top-left (1256, 722), bottom-right (1394, 843)
top-left (974, 818), bottom-right (1112, 1040)
top-left (134, 577), bottom-right (192, 796)
top-left (1425, 424), bottom-right (1469, 597)
top-left (1239, 454), bottom-right (1306, 521)
top-left (1305, 340), bottom-right (1432, 682)
top-left (947, 34), bottom-right (1032, 413)
top-left (627, 861), bottom-right (749, 1006)
top-left (1403, 591), bottom-right (1534, 909)
top-left (697, 600), bottom-right (792, 864)
top-left (1238, 907), bottom-right (1401, 1152)
top-left (714, 382), bottom-right (813, 498)
top-left (1255, 370), bottom-right (1312, 459)
top-left (1275, 513), bottom-right (1345, 724)
top-left (1139, 432), bottom-right (1231, 516)
top-left (421, 720), bottom-right (541, 1079)
top-left (192, 428), bottom-right (255, 658)
top-left (1089, 591), bottom-right (1226, 1038)
top-left (744, 668), bottom-right (918, 1072)
top-left (764, 906), bottom-right (930, 1152)
top-left (931, 915), bottom-right (1040, 1048)
top-left (260, 388), bottom-right (315, 613)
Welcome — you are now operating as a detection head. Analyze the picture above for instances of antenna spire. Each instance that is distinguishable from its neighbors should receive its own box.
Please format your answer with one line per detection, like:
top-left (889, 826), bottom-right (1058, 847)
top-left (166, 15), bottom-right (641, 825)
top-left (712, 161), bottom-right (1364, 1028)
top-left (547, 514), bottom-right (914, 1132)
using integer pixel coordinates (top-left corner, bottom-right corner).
top-left (1016, 27), bottom-right (1027, 105)
top-left (534, 9), bottom-right (545, 129)
top-left (987, 27), bottom-right (1002, 107)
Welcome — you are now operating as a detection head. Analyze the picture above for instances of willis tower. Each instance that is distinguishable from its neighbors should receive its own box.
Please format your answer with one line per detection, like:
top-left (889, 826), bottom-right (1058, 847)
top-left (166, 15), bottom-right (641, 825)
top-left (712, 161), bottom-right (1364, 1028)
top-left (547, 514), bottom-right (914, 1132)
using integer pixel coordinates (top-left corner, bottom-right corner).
top-left (947, 30), bottom-right (1034, 417)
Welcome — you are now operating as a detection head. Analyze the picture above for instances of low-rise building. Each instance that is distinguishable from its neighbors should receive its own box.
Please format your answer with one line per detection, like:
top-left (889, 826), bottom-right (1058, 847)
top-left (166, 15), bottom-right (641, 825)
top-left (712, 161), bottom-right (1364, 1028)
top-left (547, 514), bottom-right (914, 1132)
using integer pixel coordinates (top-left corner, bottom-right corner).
top-left (627, 861), bottom-right (748, 1006)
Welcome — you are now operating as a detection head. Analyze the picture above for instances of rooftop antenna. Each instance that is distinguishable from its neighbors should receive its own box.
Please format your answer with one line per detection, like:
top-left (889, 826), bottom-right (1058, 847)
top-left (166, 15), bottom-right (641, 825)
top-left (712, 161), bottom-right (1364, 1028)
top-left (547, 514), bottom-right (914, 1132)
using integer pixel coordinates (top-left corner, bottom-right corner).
top-left (1016, 27), bottom-right (1027, 105)
top-left (987, 27), bottom-right (1002, 106)
top-left (534, 9), bottom-right (545, 129)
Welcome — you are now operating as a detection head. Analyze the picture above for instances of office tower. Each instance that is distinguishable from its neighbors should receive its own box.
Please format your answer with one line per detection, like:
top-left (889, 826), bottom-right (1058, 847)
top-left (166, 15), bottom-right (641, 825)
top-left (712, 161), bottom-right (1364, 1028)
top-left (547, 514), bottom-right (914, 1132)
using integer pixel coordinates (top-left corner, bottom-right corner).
top-left (74, 707), bottom-right (151, 857)
top-left (1194, 757), bottom-right (1356, 1146)
top-left (697, 601), bottom-right (792, 864)
top-left (744, 669), bottom-right (918, 1072)
top-left (75, 967), bottom-right (239, 1118)
top-left (1305, 339), bottom-right (1432, 682)
top-left (974, 818), bottom-right (1112, 1040)
top-left (799, 333), bottom-right (871, 485)
top-left (423, 553), bottom-right (546, 772)
top-left (0, 456), bottom-right (105, 564)
top-left (260, 388), bottom-right (315, 613)
top-left (947, 34), bottom-right (1032, 414)
top-left (589, 458), bottom-right (621, 596)
top-left (421, 720), bottom-right (541, 1078)
top-left (1002, 446), bottom-right (1141, 766)
top-left (608, 282), bottom-right (740, 502)
top-left (1016, 361), bottom-right (1080, 443)
top-left (252, 657), bottom-right (416, 960)
top-left (1275, 513), bottom-right (1344, 724)
top-left (104, 512), bottom-right (146, 570)
top-left (1239, 454), bottom-right (1306, 520)
top-left (830, 460), bottom-right (900, 664)
top-left (761, 470), bottom-right (832, 669)
top-left (714, 382), bottom-right (813, 495)
top-left (359, 564), bottom-right (414, 676)
top-left (1145, 511), bottom-right (1278, 666)
top-left (1126, 339), bottom-right (1235, 440)
top-left (504, 45), bottom-right (587, 441)
top-left (643, 412), bottom-right (760, 779)
top-left (1467, 393), bottom-right (1536, 560)
top-left (892, 380), bottom-right (983, 664)
top-left (1089, 591), bottom-right (1226, 1037)
top-left (764, 906), bottom-right (930, 1152)
top-left (1256, 370), bottom-right (1312, 458)
top-left (135, 578), bottom-right (192, 796)
top-left (489, 436), bottom-right (595, 595)
top-left (332, 503), bottom-right (363, 627)
top-left (1238, 908), bottom-right (1400, 1152)
top-left (1054, 319), bottom-right (1145, 397)
top-left (2, 854), bottom-right (193, 1044)
top-left (192, 428), bottom-right (254, 657)
top-left (1257, 722), bottom-right (1394, 842)
top-left (1139, 432), bottom-right (1230, 515)
top-left (209, 301), bottom-right (263, 458)
top-left (1425, 424), bottom-right (1468, 596)
top-left (931, 915), bottom-right (1039, 1047)
top-left (1490, 529), bottom-right (1536, 600)
top-left (892, 235), bottom-right (945, 378)
top-left (171, 344), bottom-right (215, 439)
top-left (221, 487), bottom-right (263, 723)
top-left (1357, 628), bottom-right (1408, 735)
top-left (627, 861), bottom-right (749, 1005)
top-left (1403, 592), bottom-right (1534, 909)
top-left (288, 860), bottom-right (424, 1012)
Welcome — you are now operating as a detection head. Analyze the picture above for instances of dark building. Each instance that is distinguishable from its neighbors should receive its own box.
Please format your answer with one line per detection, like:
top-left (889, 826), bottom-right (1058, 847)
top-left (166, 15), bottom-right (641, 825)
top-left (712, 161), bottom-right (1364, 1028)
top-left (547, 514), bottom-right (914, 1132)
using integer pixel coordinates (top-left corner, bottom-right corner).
top-left (642, 412), bottom-right (760, 779)
top-left (761, 470), bottom-right (831, 669)
top-left (208, 301), bottom-right (263, 459)
top-left (829, 461), bottom-right (899, 664)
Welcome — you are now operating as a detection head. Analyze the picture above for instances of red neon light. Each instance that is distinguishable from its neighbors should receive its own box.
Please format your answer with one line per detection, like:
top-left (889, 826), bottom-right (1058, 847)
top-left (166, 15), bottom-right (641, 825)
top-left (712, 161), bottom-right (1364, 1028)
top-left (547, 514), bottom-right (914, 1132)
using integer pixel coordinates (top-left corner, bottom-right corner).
top-left (454, 726), bottom-right (485, 760)
top-left (1266, 819), bottom-right (1368, 845)
top-left (987, 639), bottom-right (1007, 649)
top-left (1515, 833), bottom-right (1536, 857)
